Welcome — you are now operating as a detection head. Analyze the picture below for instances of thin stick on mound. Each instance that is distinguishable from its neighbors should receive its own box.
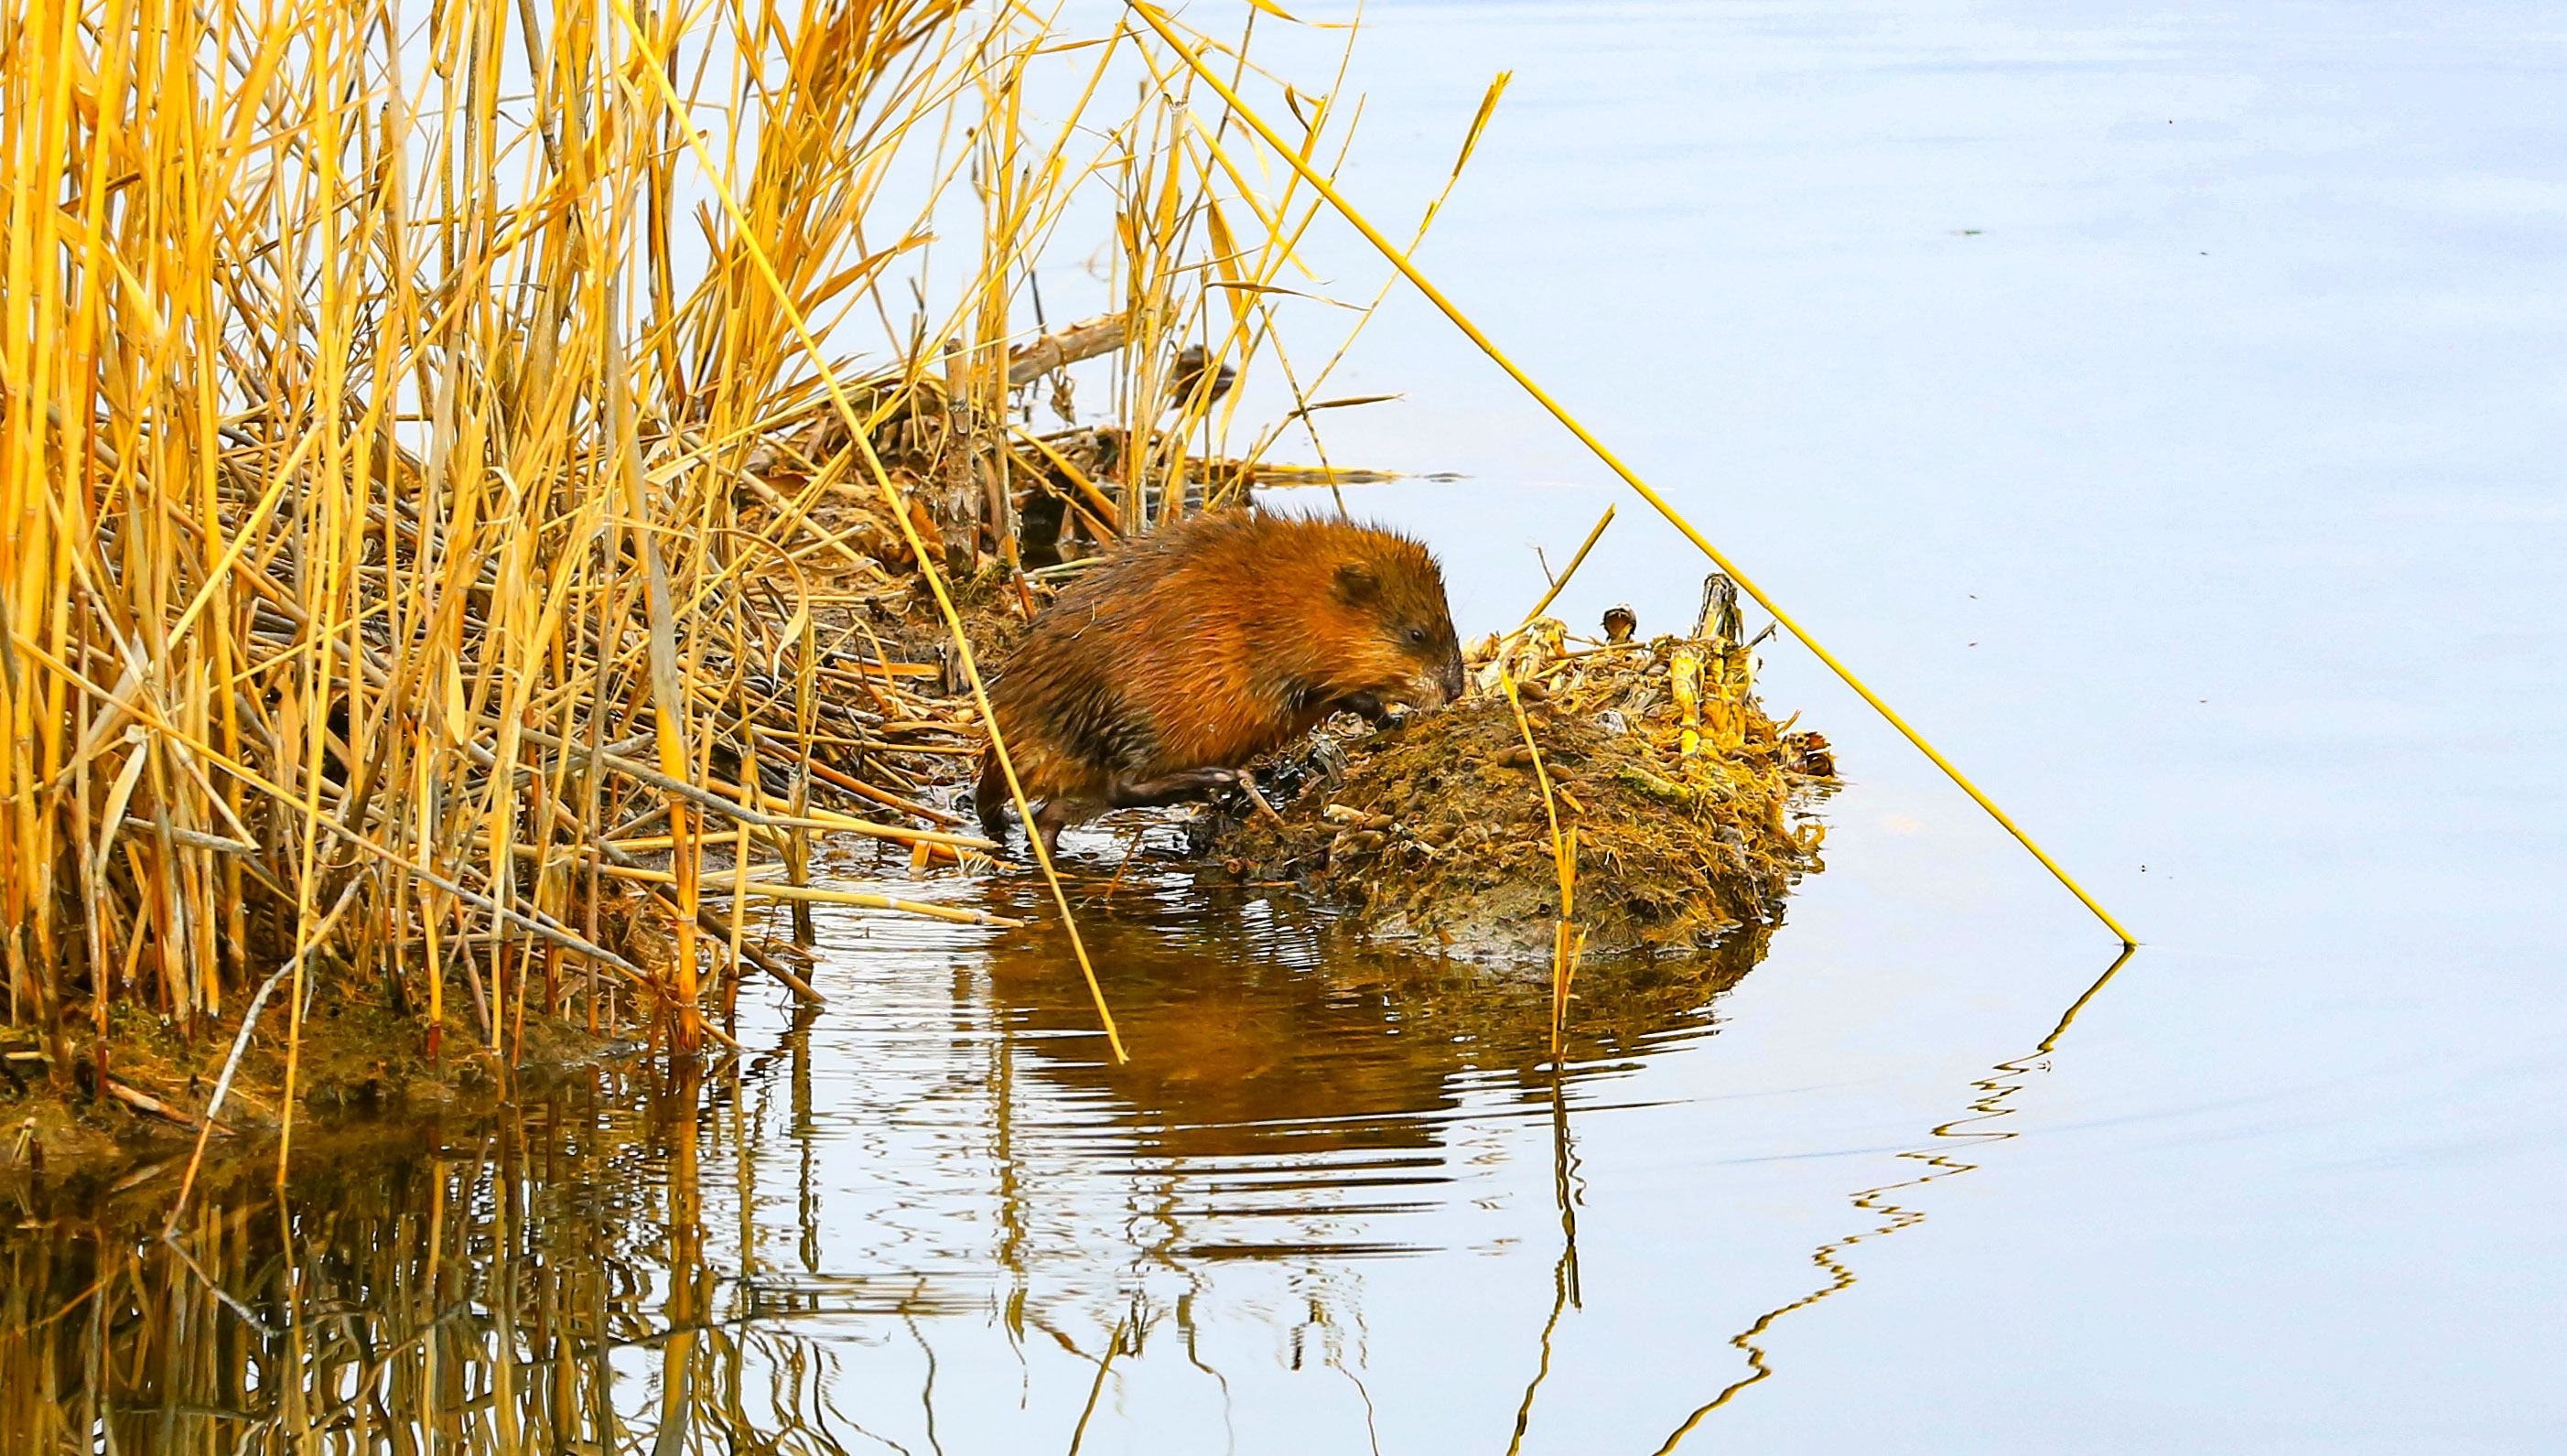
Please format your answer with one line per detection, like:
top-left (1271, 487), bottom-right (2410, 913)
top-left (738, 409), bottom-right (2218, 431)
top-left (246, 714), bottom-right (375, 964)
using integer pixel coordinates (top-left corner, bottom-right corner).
top-left (165, 879), bottom-right (362, 1236)
top-left (1494, 651), bottom-right (1580, 1054)
top-left (1520, 504), bottom-right (1615, 630)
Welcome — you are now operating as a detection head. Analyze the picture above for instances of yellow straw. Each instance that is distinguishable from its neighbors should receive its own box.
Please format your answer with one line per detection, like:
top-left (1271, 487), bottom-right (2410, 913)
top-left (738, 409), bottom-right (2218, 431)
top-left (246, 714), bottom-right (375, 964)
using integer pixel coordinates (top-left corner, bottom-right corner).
top-left (1129, 2), bottom-right (2134, 948)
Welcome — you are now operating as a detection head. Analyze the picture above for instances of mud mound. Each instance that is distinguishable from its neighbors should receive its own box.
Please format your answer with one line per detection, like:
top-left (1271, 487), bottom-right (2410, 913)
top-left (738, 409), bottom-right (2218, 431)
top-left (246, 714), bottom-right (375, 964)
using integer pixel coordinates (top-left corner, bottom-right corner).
top-left (1203, 614), bottom-right (1837, 968)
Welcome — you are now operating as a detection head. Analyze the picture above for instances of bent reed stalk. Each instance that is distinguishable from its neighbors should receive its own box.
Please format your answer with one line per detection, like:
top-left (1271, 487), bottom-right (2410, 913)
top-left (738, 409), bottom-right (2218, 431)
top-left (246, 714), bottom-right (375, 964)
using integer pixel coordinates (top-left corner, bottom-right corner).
top-left (1132, 0), bottom-right (2137, 949)
top-left (2, 0), bottom-right (1462, 1084)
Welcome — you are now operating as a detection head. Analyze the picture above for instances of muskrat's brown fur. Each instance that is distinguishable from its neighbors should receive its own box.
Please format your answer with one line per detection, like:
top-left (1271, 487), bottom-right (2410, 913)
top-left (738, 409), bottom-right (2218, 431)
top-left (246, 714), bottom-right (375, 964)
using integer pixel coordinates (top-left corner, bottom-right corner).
top-left (975, 509), bottom-right (1466, 857)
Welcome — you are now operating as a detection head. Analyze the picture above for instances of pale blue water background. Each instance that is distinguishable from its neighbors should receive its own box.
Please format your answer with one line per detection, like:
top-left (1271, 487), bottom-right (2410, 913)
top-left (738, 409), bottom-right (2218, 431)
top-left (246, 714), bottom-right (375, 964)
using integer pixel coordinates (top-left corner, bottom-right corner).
top-left (1305, 1), bottom-right (2567, 1446)
top-left (27, 2), bottom-right (2562, 1451)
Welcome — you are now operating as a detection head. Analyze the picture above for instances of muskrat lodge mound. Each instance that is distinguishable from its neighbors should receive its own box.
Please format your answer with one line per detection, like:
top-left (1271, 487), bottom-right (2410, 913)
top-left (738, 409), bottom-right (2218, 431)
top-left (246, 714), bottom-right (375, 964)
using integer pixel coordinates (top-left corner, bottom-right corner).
top-left (1203, 608), bottom-right (1839, 969)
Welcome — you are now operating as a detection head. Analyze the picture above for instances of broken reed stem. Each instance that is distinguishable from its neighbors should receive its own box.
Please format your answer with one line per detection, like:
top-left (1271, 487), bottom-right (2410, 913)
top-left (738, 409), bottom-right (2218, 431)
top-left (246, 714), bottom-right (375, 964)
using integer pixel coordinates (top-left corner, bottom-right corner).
top-left (1520, 504), bottom-right (1615, 629)
top-left (500, 727), bottom-right (991, 847)
top-left (1131, 0), bottom-right (2136, 949)
top-left (532, 851), bottom-right (1020, 927)
top-left (164, 877), bottom-right (363, 1238)
top-left (1239, 779), bottom-right (1289, 830)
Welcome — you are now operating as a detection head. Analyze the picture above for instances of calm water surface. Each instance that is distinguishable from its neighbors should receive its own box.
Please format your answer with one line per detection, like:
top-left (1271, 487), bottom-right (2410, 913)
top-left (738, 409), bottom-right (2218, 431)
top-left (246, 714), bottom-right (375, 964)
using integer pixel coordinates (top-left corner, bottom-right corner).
top-left (8, 0), bottom-right (2563, 1450)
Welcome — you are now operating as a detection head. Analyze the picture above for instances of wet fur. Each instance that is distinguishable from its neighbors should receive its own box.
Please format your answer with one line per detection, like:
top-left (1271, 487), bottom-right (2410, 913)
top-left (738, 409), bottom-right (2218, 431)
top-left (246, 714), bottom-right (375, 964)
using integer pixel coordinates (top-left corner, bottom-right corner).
top-left (974, 509), bottom-right (1466, 855)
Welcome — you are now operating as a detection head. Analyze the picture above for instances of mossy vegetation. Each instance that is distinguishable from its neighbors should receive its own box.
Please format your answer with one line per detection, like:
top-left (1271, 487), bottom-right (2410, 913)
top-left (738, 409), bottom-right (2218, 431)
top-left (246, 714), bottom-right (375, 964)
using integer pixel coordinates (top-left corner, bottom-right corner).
top-left (1208, 608), bottom-right (1837, 967)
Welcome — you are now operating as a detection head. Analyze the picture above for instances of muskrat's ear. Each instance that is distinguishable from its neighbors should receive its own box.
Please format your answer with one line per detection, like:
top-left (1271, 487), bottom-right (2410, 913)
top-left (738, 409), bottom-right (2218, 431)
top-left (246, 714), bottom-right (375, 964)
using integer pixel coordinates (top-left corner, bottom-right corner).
top-left (1332, 561), bottom-right (1381, 607)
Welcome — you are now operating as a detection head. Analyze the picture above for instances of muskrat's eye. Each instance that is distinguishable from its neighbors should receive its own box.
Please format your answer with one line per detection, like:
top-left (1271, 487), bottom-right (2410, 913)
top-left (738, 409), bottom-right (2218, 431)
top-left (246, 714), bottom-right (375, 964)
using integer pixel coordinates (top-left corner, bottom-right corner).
top-left (1406, 626), bottom-right (1428, 645)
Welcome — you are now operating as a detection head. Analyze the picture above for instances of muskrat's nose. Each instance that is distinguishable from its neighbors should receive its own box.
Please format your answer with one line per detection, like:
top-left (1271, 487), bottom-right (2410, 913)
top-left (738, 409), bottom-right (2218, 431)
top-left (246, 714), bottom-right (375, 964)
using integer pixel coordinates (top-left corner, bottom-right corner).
top-left (1438, 646), bottom-right (1466, 706)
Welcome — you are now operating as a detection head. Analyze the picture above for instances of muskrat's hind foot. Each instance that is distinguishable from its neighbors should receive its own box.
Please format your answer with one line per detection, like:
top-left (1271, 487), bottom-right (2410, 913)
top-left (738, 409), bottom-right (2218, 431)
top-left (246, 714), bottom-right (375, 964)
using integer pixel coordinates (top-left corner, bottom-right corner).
top-left (1105, 766), bottom-right (1242, 809)
top-left (971, 751), bottom-right (1010, 843)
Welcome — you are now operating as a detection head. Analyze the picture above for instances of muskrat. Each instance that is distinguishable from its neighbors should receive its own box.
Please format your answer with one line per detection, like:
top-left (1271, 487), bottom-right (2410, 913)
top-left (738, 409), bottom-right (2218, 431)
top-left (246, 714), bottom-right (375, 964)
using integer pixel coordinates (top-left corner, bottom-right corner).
top-left (974, 509), bottom-right (1467, 857)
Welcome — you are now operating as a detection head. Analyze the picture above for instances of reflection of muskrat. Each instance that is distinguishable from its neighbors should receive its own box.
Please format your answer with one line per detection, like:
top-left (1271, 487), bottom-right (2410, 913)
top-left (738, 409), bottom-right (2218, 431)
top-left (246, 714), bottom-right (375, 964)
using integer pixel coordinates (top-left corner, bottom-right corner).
top-left (975, 509), bottom-right (1467, 857)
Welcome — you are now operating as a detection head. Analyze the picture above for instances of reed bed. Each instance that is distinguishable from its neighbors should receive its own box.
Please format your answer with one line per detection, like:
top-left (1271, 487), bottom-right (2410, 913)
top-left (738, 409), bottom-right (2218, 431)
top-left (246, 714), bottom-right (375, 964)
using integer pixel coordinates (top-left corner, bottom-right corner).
top-left (2, 0), bottom-right (1483, 1135)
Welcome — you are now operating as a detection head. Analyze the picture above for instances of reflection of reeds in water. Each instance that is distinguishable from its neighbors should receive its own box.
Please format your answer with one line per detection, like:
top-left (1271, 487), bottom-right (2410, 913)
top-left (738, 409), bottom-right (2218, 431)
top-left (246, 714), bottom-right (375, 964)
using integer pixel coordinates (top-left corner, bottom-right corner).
top-left (0, 880), bottom-right (1772, 1451)
top-left (0, 1067), bottom-right (903, 1452)
top-left (9, 863), bottom-right (2111, 1453)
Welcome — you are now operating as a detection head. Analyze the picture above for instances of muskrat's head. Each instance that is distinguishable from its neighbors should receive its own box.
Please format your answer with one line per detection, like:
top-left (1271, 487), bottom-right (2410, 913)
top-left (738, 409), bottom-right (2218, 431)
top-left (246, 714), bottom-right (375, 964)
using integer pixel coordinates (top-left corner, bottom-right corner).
top-left (1327, 527), bottom-right (1467, 711)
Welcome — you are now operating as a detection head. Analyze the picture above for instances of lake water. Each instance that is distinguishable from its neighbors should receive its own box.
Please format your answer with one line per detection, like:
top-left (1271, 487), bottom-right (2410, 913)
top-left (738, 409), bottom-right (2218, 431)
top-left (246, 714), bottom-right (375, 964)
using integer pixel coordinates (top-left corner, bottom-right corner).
top-left (7, 0), bottom-right (2562, 1450)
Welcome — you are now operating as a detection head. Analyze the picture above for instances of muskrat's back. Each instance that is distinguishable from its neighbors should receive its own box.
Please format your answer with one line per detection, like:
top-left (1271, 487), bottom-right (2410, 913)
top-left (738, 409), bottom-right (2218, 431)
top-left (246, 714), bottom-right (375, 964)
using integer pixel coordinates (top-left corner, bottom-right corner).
top-left (975, 510), bottom-right (1465, 855)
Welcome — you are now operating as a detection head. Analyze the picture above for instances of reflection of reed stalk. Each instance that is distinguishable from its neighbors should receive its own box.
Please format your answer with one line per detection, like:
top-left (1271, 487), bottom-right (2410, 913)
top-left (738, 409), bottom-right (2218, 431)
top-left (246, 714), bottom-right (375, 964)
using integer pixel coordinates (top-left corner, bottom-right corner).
top-left (4, 908), bottom-right (1774, 1451)
top-left (1506, 1072), bottom-right (1584, 1455)
top-left (1648, 946), bottom-right (2139, 1449)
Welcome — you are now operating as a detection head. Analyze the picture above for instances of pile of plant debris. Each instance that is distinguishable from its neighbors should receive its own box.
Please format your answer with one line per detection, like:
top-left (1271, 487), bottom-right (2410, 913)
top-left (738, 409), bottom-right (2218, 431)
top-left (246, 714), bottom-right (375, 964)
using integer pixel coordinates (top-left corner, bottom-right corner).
top-left (1200, 585), bottom-right (1837, 969)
